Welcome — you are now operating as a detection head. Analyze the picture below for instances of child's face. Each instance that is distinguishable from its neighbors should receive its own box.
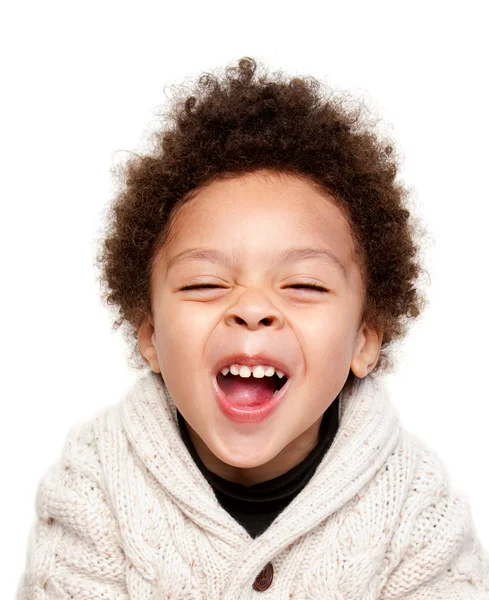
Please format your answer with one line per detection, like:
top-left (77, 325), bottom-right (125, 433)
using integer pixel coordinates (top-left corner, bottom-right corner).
top-left (139, 170), bottom-right (382, 486)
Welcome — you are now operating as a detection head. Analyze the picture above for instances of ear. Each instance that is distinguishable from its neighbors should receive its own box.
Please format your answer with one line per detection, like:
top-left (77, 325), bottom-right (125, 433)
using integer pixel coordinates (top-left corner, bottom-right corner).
top-left (137, 316), bottom-right (161, 373)
top-left (350, 322), bottom-right (383, 378)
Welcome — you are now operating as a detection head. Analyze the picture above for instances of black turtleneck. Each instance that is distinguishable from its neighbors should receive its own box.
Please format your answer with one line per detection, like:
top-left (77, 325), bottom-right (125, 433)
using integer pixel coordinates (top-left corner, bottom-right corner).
top-left (177, 397), bottom-right (339, 539)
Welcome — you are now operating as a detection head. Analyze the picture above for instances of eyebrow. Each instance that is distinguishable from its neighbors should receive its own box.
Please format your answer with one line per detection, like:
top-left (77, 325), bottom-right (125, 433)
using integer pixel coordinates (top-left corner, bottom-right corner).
top-left (166, 246), bottom-right (348, 278)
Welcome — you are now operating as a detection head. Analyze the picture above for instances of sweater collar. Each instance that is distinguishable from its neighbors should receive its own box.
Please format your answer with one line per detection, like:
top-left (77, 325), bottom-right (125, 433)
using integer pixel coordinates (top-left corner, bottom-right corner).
top-left (121, 369), bottom-right (400, 572)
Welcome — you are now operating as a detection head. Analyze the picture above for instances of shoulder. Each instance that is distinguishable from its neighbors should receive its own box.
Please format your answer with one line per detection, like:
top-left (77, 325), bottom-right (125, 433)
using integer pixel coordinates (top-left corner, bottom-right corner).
top-left (380, 427), bottom-right (489, 593)
top-left (398, 428), bottom-right (471, 522)
top-left (36, 402), bottom-right (121, 523)
top-left (389, 427), bottom-right (473, 545)
top-left (17, 404), bottom-right (129, 599)
top-left (401, 428), bottom-right (452, 496)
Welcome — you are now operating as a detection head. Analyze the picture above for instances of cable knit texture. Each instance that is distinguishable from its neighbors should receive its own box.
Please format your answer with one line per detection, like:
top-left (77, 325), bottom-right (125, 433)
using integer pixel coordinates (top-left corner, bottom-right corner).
top-left (17, 370), bottom-right (489, 599)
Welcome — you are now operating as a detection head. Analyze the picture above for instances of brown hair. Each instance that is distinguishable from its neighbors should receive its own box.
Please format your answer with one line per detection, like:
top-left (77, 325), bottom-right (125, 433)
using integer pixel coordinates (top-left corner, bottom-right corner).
top-left (96, 57), bottom-right (429, 377)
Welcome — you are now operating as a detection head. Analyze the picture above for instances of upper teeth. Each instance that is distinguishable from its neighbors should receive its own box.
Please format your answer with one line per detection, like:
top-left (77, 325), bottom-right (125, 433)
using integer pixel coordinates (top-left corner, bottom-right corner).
top-left (220, 364), bottom-right (285, 379)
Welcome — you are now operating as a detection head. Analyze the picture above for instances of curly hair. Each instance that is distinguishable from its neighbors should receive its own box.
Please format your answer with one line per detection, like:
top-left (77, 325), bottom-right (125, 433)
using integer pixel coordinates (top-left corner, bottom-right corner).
top-left (96, 56), bottom-right (429, 377)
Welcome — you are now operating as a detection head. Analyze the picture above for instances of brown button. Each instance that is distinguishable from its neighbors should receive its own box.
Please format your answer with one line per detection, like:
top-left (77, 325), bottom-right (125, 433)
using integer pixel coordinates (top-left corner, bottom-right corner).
top-left (252, 561), bottom-right (274, 591)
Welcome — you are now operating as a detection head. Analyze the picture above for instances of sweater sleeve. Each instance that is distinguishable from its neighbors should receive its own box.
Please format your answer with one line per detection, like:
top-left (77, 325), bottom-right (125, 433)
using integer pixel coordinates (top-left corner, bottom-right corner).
top-left (380, 441), bottom-right (489, 599)
top-left (16, 418), bottom-right (129, 600)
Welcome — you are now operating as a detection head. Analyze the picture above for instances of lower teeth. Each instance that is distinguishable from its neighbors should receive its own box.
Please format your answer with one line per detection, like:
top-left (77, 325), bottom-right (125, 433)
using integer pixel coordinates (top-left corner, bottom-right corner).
top-left (272, 389), bottom-right (278, 397)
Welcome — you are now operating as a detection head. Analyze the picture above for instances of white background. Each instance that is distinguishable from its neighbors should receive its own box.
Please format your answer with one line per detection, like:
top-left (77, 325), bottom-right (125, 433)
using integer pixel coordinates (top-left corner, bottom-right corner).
top-left (2, 0), bottom-right (488, 594)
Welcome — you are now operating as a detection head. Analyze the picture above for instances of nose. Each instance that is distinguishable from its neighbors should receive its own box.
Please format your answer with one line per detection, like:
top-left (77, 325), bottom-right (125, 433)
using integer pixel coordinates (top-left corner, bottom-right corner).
top-left (224, 289), bottom-right (285, 330)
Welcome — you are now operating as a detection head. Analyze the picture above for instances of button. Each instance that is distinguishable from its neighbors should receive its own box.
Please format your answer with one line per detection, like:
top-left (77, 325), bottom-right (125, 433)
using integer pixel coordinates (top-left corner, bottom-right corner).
top-left (252, 562), bottom-right (274, 591)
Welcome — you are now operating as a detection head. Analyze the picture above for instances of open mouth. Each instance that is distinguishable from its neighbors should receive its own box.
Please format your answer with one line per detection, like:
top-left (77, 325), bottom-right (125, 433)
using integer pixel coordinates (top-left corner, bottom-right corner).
top-left (216, 371), bottom-right (288, 407)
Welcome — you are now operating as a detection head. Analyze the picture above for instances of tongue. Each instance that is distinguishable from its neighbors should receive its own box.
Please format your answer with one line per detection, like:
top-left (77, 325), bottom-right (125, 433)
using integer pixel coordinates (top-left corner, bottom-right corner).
top-left (217, 373), bottom-right (277, 407)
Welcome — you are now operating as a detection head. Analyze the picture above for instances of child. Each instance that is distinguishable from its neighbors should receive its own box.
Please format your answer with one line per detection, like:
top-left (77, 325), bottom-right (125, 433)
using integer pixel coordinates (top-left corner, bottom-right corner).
top-left (16, 57), bottom-right (489, 599)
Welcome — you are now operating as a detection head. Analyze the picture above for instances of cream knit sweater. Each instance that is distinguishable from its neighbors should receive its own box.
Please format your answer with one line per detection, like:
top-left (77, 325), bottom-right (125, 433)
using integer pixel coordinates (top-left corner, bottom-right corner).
top-left (17, 370), bottom-right (489, 599)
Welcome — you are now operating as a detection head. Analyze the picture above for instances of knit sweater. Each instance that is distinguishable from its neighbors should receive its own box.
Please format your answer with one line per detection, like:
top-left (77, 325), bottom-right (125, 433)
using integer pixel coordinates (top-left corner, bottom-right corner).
top-left (16, 370), bottom-right (489, 599)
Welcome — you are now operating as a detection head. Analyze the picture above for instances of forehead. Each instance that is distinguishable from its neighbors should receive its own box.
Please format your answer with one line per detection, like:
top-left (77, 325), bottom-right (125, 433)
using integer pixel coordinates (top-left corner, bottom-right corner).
top-left (160, 171), bottom-right (357, 270)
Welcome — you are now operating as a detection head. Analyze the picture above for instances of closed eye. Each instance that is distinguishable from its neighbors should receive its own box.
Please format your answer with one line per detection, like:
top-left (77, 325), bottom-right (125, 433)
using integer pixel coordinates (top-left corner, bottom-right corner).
top-left (287, 283), bottom-right (328, 292)
top-left (180, 283), bottom-right (328, 292)
top-left (180, 284), bottom-right (224, 290)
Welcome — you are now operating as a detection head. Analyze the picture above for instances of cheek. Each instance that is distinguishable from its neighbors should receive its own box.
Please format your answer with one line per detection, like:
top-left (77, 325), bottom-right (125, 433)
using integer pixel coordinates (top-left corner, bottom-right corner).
top-left (171, 305), bottom-right (216, 336)
top-left (301, 312), bottom-right (355, 363)
top-left (154, 305), bottom-right (215, 357)
top-left (300, 308), bottom-right (348, 339)
top-left (154, 316), bottom-right (202, 393)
